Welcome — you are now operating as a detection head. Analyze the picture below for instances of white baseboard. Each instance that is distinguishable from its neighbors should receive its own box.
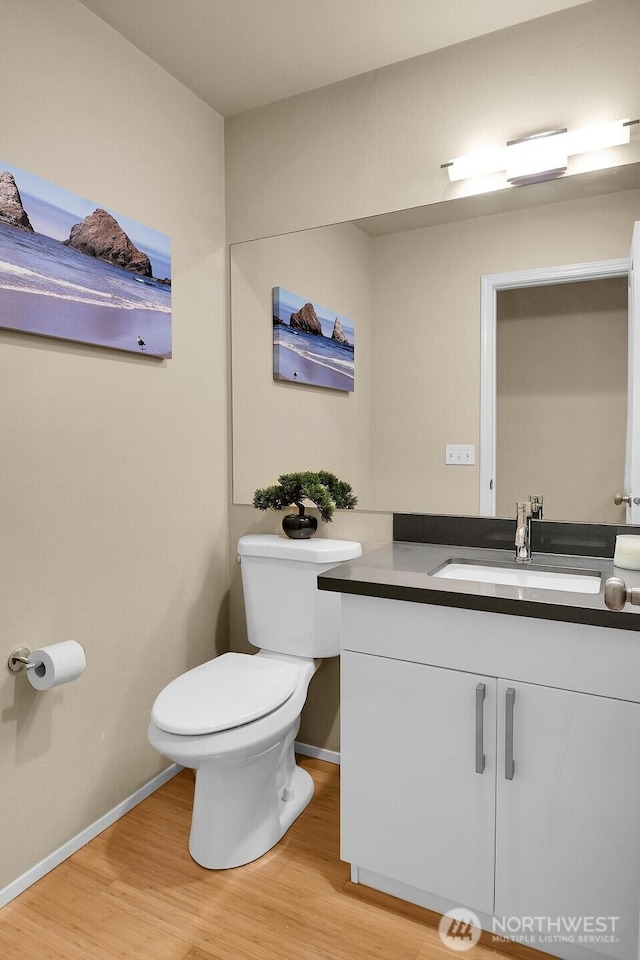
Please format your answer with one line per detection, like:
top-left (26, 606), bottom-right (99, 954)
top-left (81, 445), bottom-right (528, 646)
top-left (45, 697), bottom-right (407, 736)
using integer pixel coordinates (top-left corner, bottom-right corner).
top-left (0, 763), bottom-right (181, 909)
top-left (1, 746), bottom-right (338, 909)
top-left (295, 741), bottom-right (340, 765)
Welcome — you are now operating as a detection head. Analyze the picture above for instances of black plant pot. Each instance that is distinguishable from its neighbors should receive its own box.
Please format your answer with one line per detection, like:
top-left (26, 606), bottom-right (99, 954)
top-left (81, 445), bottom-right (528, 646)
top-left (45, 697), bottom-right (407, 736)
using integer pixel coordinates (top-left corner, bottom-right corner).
top-left (282, 513), bottom-right (318, 539)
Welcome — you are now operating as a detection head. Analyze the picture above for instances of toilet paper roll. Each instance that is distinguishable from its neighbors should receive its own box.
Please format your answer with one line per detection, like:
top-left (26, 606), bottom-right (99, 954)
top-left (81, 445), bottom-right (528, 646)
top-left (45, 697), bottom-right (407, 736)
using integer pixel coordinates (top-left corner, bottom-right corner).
top-left (27, 640), bottom-right (86, 691)
top-left (613, 535), bottom-right (640, 571)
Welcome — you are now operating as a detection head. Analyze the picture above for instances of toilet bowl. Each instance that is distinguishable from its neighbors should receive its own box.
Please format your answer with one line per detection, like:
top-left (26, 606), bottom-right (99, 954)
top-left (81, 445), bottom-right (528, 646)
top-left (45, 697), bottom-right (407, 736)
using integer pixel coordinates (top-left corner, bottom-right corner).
top-left (148, 651), bottom-right (318, 869)
top-left (148, 534), bottom-right (361, 869)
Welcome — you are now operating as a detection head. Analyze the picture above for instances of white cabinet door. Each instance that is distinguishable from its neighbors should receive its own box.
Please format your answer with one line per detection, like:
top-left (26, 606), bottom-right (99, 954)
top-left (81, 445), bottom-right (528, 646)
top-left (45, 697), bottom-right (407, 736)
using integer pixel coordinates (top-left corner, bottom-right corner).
top-left (495, 679), bottom-right (640, 960)
top-left (341, 651), bottom-right (496, 913)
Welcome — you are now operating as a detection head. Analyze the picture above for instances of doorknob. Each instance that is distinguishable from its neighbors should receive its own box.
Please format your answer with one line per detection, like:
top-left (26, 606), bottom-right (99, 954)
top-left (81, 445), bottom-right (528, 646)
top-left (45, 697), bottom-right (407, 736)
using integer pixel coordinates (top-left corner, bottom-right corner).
top-left (604, 576), bottom-right (640, 611)
top-left (614, 493), bottom-right (631, 506)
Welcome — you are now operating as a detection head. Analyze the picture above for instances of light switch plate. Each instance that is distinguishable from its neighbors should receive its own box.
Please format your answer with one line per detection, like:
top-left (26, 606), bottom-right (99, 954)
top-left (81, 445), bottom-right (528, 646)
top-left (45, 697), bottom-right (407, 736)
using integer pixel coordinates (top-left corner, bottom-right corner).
top-left (446, 444), bottom-right (475, 465)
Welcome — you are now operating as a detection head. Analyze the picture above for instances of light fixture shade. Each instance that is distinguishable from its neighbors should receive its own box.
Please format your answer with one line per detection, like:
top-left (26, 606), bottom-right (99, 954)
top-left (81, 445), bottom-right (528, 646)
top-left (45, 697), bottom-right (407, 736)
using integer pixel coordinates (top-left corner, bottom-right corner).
top-left (564, 119), bottom-right (631, 156)
top-left (506, 132), bottom-right (568, 186)
top-left (444, 147), bottom-right (507, 182)
top-left (442, 118), bottom-right (635, 186)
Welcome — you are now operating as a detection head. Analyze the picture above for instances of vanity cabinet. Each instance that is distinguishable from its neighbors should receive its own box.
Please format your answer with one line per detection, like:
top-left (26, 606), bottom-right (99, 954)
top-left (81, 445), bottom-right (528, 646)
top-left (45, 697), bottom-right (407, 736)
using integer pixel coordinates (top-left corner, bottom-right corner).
top-left (494, 678), bottom-right (640, 960)
top-left (341, 653), bottom-right (497, 913)
top-left (339, 596), bottom-right (640, 960)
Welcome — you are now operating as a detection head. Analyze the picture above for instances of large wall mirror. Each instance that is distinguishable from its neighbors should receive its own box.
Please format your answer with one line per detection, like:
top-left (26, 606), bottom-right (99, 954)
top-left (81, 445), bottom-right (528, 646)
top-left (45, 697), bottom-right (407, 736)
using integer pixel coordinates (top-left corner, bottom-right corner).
top-left (231, 164), bottom-right (640, 524)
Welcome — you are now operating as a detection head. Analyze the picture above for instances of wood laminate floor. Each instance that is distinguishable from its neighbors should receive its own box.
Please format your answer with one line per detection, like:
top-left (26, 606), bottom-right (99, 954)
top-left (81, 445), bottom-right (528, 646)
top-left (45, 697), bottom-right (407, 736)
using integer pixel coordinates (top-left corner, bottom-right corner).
top-left (0, 757), bottom-right (545, 960)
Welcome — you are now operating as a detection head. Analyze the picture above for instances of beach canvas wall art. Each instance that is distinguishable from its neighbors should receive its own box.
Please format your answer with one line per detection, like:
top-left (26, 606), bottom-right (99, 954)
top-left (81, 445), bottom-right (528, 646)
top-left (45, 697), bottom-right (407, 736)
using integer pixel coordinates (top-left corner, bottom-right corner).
top-left (0, 161), bottom-right (171, 358)
top-left (273, 287), bottom-right (354, 392)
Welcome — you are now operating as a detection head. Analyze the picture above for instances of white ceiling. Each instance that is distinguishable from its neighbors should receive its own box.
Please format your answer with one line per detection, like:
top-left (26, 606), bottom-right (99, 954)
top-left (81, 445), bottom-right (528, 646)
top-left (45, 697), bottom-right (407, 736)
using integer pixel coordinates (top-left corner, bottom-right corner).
top-left (78, 0), bottom-right (590, 117)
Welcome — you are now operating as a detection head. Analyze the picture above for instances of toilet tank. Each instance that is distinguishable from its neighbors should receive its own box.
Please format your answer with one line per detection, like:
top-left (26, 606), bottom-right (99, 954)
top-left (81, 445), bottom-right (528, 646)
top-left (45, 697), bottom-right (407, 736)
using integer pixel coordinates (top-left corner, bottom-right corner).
top-left (238, 534), bottom-right (362, 658)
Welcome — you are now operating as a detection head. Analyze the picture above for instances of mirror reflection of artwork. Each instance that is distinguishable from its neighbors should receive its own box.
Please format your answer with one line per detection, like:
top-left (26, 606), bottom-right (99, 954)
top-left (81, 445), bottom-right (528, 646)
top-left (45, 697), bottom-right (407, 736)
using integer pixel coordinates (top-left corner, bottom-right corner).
top-left (273, 286), bottom-right (354, 392)
top-left (0, 161), bottom-right (171, 358)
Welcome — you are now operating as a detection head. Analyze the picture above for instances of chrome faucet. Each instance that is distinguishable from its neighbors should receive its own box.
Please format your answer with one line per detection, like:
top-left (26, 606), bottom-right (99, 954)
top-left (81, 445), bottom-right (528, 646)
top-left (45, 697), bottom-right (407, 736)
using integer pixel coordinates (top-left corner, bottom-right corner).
top-left (514, 495), bottom-right (543, 562)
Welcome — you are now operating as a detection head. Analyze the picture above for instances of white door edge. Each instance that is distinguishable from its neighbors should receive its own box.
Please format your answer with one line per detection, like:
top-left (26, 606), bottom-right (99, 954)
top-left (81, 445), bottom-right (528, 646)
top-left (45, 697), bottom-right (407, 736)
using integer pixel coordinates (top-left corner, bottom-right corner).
top-left (625, 224), bottom-right (640, 524)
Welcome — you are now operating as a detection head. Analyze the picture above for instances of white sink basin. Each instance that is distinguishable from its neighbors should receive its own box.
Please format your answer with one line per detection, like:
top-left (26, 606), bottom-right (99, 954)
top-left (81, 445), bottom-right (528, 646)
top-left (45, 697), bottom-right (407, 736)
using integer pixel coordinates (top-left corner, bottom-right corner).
top-left (431, 560), bottom-right (601, 594)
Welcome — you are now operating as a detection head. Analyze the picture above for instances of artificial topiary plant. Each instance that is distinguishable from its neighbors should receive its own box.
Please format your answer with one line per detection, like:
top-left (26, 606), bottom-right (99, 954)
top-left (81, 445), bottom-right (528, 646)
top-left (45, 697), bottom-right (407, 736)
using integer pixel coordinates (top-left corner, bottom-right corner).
top-left (253, 470), bottom-right (357, 538)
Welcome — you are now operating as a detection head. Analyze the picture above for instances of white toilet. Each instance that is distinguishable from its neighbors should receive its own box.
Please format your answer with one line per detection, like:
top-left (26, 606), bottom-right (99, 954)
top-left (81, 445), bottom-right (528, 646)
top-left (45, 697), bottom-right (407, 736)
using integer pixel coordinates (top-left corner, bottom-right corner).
top-left (148, 533), bottom-right (361, 869)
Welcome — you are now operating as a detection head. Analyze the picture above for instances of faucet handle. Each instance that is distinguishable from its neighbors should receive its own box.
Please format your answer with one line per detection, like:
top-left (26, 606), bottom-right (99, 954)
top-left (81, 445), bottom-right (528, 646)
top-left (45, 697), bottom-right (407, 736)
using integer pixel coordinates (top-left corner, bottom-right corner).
top-left (529, 495), bottom-right (543, 519)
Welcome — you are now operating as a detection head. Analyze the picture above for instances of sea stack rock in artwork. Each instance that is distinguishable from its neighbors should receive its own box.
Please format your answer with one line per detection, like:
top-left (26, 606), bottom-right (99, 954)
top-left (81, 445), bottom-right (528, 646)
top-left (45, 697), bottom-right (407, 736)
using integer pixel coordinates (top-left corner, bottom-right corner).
top-left (289, 302), bottom-right (323, 336)
top-left (64, 208), bottom-right (152, 276)
top-left (0, 172), bottom-right (34, 231)
top-left (331, 317), bottom-right (350, 345)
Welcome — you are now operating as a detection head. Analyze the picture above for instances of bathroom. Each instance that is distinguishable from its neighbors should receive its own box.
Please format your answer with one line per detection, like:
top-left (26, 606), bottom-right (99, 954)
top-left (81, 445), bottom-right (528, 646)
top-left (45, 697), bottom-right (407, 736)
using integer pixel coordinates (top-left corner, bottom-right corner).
top-left (1, 0), bottom-right (639, 956)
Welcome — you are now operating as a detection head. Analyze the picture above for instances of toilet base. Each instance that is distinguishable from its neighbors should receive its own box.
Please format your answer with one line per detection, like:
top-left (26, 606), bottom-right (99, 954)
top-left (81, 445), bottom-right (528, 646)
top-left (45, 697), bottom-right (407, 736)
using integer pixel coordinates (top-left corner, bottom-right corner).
top-left (188, 727), bottom-right (314, 869)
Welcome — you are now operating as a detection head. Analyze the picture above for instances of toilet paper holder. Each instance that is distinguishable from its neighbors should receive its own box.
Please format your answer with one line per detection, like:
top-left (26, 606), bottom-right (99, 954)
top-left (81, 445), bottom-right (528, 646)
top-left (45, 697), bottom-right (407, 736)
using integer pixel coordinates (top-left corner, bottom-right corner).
top-left (7, 646), bottom-right (41, 674)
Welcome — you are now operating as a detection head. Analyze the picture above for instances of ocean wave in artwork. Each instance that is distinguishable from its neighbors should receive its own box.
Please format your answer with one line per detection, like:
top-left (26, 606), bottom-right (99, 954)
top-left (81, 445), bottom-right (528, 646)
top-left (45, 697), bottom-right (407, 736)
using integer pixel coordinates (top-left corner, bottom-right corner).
top-left (0, 220), bottom-right (171, 356)
top-left (274, 324), bottom-right (354, 391)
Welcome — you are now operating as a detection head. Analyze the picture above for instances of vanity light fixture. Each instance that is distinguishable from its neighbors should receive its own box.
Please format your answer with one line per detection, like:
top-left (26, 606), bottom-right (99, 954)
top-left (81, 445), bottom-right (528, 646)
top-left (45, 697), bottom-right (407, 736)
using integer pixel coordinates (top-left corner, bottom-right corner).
top-left (442, 118), bottom-right (639, 186)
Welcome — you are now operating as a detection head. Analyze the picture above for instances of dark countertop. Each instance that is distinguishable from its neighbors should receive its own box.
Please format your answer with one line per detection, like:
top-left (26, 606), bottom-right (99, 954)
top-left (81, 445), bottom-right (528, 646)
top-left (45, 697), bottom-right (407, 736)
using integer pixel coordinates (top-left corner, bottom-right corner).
top-left (318, 540), bottom-right (640, 632)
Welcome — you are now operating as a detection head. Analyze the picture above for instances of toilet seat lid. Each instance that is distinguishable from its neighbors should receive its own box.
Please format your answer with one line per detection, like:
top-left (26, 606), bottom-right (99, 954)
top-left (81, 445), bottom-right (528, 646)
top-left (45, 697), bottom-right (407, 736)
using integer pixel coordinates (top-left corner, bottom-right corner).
top-left (151, 653), bottom-right (299, 736)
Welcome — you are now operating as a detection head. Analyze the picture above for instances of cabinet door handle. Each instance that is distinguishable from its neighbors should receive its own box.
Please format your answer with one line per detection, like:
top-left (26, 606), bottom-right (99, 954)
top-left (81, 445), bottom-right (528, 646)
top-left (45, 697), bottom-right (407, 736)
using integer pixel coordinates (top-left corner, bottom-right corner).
top-left (505, 687), bottom-right (516, 781)
top-left (475, 682), bottom-right (486, 774)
